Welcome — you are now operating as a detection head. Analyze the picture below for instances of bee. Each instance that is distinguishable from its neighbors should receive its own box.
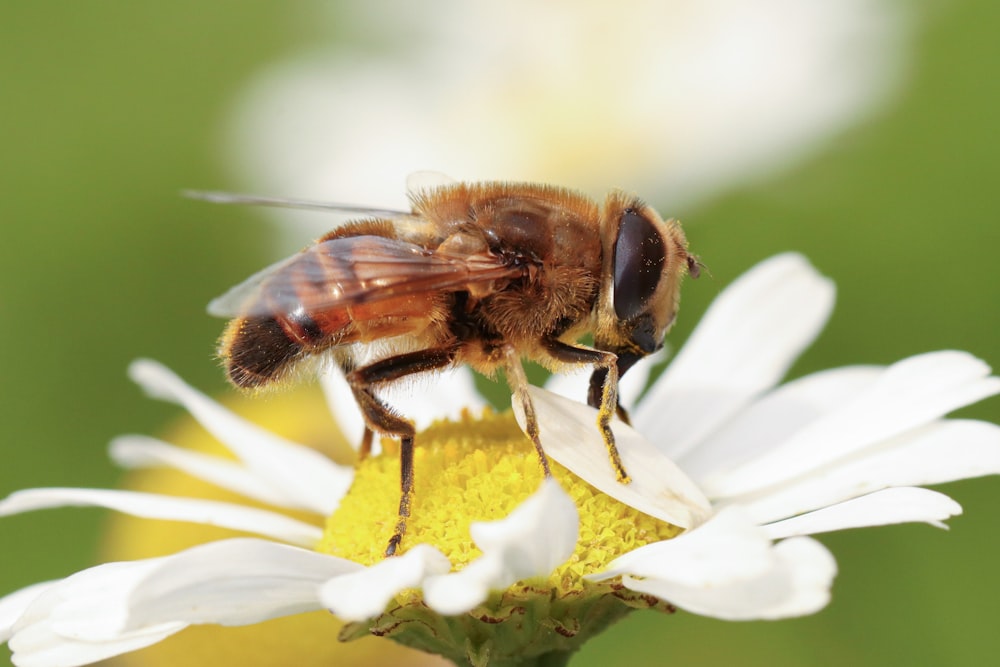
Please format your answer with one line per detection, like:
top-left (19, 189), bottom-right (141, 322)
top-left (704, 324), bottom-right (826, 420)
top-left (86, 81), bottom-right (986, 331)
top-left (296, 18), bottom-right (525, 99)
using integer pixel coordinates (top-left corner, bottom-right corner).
top-left (195, 175), bottom-right (698, 556)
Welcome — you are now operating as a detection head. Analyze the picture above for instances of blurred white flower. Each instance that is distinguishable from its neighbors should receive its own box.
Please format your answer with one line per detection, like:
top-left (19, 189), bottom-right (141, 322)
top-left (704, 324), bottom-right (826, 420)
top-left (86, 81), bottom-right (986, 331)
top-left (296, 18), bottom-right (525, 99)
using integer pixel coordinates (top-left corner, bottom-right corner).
top-left (220, 0), bottom-right (912, 245)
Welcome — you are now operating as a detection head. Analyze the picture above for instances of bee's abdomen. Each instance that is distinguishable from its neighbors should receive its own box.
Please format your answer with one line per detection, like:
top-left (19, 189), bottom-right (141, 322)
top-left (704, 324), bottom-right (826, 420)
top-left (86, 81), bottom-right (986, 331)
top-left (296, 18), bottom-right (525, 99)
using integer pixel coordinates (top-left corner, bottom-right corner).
top-left (222, 314), bottom-right (318, 389)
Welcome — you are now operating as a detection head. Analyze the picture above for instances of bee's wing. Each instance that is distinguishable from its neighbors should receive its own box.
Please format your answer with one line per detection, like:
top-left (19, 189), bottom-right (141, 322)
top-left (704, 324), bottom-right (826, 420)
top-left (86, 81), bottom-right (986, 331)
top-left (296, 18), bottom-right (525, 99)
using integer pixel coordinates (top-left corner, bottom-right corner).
top-left (208, 234), bottom-right (523, 318)
top-left (208, 252), bottom-right (302, 317)
top-left (188, 171), bottom-right (458, 217)
top-left (184, 190), bottom-right (409, 218)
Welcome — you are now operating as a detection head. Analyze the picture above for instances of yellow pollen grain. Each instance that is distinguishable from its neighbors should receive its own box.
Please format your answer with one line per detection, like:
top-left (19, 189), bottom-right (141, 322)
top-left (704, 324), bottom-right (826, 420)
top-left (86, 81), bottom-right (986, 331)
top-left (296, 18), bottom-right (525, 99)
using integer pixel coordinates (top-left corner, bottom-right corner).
top-left (317, 409), bottom-right (682, 591)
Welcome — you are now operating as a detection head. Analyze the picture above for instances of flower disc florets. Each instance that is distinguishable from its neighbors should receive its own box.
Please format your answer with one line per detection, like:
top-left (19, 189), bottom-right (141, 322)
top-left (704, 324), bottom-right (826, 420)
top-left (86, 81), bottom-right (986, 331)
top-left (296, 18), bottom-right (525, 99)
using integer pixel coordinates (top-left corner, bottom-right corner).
top-left (320, 409), bottom-right (680, 665)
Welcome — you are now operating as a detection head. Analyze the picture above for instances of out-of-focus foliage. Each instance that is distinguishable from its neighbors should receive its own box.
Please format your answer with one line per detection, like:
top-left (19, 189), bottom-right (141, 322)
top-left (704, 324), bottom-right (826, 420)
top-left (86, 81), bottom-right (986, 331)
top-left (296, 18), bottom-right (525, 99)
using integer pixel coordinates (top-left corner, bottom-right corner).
top-left (0, 2), bottom-right (997, 666)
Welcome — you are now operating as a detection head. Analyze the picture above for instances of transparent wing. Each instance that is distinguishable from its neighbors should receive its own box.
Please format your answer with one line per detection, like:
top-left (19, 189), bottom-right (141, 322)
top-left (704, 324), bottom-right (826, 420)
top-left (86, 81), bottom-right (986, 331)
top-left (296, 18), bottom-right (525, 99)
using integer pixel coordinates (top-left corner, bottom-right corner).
top-left (208, 235), bottom-right (523, 318)
top-left (208, 252), bottom-right (301, 317)
top-left (187, 170), bottom-right (459, 217)
top-left (184, 190), bottom-right (409, 218)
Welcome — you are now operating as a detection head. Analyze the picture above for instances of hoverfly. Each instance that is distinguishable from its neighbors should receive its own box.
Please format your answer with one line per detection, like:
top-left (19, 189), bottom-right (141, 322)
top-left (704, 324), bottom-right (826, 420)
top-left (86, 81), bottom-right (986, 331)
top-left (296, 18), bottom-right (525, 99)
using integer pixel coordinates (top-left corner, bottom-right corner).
top-left (194, 174), bottom-right (698, 556)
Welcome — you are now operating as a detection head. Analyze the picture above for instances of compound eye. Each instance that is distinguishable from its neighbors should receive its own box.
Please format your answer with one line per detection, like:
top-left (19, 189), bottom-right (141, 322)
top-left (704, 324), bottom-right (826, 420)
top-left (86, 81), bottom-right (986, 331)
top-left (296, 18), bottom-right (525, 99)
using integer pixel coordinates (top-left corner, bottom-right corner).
top-left (613, 208), bottom-right (665, 321)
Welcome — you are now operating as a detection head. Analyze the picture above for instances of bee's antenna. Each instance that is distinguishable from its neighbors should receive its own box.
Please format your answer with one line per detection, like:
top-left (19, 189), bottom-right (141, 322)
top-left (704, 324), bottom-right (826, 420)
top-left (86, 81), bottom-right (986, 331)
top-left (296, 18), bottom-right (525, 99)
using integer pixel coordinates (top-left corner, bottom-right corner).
top-left (686, 254), bottom-right (710, 279)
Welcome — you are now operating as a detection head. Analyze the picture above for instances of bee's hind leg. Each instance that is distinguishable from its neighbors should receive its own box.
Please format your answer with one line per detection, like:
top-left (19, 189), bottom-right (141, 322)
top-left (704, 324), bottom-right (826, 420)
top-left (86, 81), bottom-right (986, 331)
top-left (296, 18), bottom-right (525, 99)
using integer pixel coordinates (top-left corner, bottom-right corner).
top-left (345, 346), bottom-right (458, 557)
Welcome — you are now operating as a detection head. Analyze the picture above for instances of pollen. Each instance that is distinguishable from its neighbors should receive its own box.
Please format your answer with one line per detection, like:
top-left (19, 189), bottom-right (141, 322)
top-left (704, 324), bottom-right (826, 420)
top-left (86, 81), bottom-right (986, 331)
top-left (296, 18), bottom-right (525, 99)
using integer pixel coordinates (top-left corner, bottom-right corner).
top-left (317, 408), bottom-right (682, 592)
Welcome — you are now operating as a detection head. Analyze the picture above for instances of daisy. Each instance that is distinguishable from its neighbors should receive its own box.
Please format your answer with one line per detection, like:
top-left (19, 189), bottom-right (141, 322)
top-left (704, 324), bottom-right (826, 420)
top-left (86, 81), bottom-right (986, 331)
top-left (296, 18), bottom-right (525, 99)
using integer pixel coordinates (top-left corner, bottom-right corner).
top-left (2, 254), bottom-right (997, 667)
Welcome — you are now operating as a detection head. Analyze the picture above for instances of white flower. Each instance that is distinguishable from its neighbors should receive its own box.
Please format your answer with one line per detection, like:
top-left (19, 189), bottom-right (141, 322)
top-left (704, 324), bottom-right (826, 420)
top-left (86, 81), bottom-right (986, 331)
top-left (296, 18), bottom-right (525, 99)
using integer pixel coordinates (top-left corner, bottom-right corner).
top-left (0, 360), bottom-right (578, 666)
top-left (533, 253), bottom-right (1000, 618)
top-left (2, 253), bottom-right (997, 667)
top-left (221, 0), bottom-right (912, 246)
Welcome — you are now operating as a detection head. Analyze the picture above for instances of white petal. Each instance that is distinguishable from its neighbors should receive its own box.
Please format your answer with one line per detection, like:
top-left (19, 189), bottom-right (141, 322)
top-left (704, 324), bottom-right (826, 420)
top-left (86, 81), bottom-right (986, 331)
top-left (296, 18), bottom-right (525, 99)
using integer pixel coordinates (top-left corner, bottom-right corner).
top-left (517, 387), bottom-right (711, 529)
top-left (422, 479), bottom-right (578, 615)
top-left (422, 558), bottom-right (500, 617)
top-left (726, 419), bottom-right (1000, 524)
top-left (29, 561), bottom-right (171, 641)
top-left (319, 364), bottom-right (486, 452)
top-left (123, 538), bottom-right (360, 630)
top-left (1, 582), bottom-right (54, 644)
top-left (540, 366), bottom-right (589, 405)
top-left (320, 544), bottom-right (451, 621)
top-left (129, 359), bottom-right (353, 515)
top-left (702, 351), bottom-right (1000, 498)
top-left (468, 479), bottom-right (577, 573)
top-left (10, 624), bottom-right (184, 667)
top-left (619, 537), bottom-right (835, 621)
top-left (634, 253), bottom-right (835, 461)
top-left (593, 508), bottom-right (836, 620)
top-left (618, 350), bottom-right (668, 409)
top-left (109, 435), bottom-right (299, 510)
top-left (0, 488), bottom-right (322, 547)
top-left (590, 508), bottom-right (773, 584)
top-left (8, 559), bottom-right (185, 667)
top-left (763, 487), bottom-right (963, 539)
top-left (678, 365), bottom-right (882, 482)
top-left (8, 540), bottom-right (347, 665)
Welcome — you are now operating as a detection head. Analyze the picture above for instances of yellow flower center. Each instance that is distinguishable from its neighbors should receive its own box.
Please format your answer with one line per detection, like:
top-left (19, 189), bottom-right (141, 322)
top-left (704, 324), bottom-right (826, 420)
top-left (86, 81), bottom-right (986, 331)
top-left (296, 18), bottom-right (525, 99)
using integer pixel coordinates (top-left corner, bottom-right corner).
top-left (318, 408), bottom-right (682, 593)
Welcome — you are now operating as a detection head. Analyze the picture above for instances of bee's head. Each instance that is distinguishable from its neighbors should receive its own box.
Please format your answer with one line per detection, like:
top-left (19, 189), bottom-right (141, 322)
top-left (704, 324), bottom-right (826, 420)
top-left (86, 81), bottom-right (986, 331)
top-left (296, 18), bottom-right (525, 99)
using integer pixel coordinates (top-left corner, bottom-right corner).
top-left (595, 193), bottom-right (697, 382)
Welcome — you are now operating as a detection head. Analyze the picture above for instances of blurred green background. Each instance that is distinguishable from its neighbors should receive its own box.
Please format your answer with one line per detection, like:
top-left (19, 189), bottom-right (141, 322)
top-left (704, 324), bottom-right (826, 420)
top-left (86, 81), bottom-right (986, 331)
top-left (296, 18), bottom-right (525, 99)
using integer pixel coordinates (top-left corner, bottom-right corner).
top-left (1, 2), bottom-right (997, 666)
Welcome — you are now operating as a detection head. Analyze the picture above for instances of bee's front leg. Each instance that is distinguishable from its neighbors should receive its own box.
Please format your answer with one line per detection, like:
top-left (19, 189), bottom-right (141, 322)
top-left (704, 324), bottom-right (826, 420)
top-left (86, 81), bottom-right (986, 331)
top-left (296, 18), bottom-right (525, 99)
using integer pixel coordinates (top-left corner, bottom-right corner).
top-left (587, 350), bottom-right (645, 425)
top-left (540, 339), bottom-right (630, 484)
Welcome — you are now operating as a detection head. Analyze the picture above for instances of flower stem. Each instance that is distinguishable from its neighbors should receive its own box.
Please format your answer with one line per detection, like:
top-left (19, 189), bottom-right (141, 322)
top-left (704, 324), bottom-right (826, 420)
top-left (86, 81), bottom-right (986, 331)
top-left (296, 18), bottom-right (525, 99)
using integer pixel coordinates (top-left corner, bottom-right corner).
top-left (457, 649), bottom-right (573, 667)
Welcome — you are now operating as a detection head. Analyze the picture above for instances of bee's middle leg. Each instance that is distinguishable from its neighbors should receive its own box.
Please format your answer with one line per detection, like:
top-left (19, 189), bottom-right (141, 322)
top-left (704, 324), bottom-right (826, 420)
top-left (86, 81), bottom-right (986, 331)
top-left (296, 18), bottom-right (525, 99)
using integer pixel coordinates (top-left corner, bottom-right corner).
top-left (503, 346), bottom-right (553, 478)
top-left (346, 346), bottom-right (458, 557)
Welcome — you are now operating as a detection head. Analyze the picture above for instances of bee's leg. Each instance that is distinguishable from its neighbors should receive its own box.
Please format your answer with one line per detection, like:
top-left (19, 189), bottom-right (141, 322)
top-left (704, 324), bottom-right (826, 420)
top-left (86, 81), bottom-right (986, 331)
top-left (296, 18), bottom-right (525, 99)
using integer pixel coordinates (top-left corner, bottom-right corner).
top-left (540, 340), bottom-right (629, 484)
top-left (349, 387), bottom-right (414, 557)
top-left (587, 367), bottom-right (632, 425)
top-left (333, 355), bottom-right (376, 461)
top-left (587, 350), bottom-right (644, 426)
top-left (503, 346), bottom-right (553, 478)
top-left (346, 347), bottom-right (458, 557)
